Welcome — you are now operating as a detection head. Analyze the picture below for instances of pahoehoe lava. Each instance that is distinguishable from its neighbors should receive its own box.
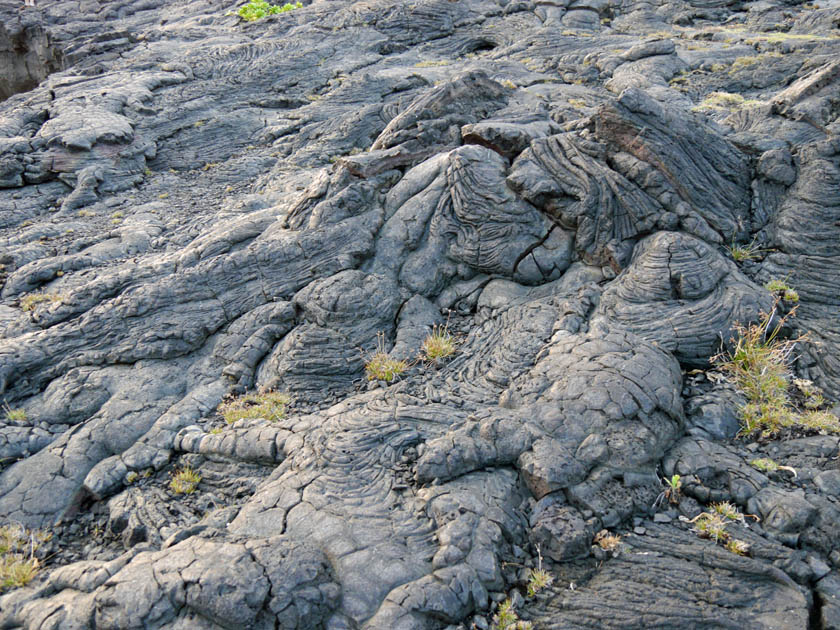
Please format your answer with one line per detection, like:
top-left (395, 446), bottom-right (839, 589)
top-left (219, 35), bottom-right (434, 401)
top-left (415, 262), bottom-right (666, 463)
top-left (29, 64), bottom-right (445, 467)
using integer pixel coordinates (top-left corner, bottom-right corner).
top-left (1, 0), bottom-right (840, 628)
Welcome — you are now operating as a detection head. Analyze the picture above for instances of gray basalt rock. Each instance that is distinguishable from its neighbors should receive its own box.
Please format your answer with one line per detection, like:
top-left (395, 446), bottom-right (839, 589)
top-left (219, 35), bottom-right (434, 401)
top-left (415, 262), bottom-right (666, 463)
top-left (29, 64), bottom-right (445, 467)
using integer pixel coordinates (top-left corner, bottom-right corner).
top-left (1, 0), bottom-right (840, 627)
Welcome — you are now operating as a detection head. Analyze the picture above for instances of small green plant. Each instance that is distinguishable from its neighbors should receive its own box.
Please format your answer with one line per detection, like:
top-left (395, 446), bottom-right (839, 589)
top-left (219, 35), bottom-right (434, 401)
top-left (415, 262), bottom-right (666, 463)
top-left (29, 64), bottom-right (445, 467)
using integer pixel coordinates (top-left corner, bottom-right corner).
top-left (169, 466), bottom-right (201, 495)
top-left (19, 292), bottom-right (63, 312)
top-left (365, 333), bottom-right (409, 382)
top-left (491, 598), bottom-right (533, 630)
top-left (209, 427), bottom-right (223, 435)
top-left (728, 238), bottom-right (764, 262)
top-left (794, 379), bottom-right (826, 409)
top-left (663, 474), bottom-right (681, 504)
top-left (525, 547), bottom-right (553, 597)
top-left (749, 457), bottom-right (797, 476)
top-left (233, 0), bottom-right (301, 21)
top-left (218, 390), bottom-right (290, 425)
top-left (764, 278), bottom-right (799, 303)
top-left (3, 404), bottom-right (26, 423)
top-left (125, 471), bottom-right (139, 484)
top-left (0, 524), bottom-right (42, 591)
top-left (710, 501), bottom-right (743, 522)
top-left (421, 325), bottom-right (456, 363)
top-left (693, 512), bottom-right (730, 544)
top-left (725, 539), bottom-right (750, 556)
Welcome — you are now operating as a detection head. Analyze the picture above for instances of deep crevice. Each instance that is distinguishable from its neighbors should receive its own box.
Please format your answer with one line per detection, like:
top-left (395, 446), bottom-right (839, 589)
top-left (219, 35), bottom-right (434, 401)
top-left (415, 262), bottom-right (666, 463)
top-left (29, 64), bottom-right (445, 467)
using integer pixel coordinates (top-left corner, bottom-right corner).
top-left (0, 21), bottom-right (63, 102)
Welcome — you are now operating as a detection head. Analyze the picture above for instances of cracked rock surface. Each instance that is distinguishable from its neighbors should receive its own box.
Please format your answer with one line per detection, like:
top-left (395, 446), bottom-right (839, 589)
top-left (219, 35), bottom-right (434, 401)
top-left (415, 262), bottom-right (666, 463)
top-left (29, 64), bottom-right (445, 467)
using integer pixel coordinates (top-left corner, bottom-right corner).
top-left (1, 0), bottom-right (840, 628)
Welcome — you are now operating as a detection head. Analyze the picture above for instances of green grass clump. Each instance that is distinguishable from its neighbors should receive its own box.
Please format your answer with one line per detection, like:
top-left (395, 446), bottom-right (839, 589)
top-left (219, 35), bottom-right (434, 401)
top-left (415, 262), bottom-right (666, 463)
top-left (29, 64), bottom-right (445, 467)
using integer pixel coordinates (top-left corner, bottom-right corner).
top-left (3, 405), bottom-right (26, 422)
top-left (710, 501), bottom-right (743, 522)
top-left (19, 292), bottom-right (63, 312)
top-left (764, 278), bottom-right (799, 302)
top-left (365, 354), bottom-right (409, 382)
top-left (728, 52), bottom-right (782, 74)
top-left (714, 302), bottom-right (840, 436)
top-left (749, 457), bottom-right (797, 476)
top-left (421, 325), bottom-right (456, 363)
top-left (725, 539), bottom-right (750, 556)
top-left (727, 238), bottom-right (765, 262)
top-left (0, 525), bottom-right (44, 591)
top-left (692, 92), bottom-right (764, 112)
top-left (799, 410), bottom-right (840, 434)
top-left (713, 304), bottom-right (798, 436)
top-left (795, 378), bottom-right (825, 409)
top-left (218, 390), bottom-right (290, 425)
top-left (234, 0), bottom-right (301, 21)
top-left (492, 598), bottom-right (533, 630)
top-left (693, 512), bottom-right (730, 544)
top-left (169, 466), bottom-right (201, 495)
top-left (364, 333), bottom-right (410, 382)
top-left (693, 509), bottom-right (751, 556)
top-left (526, 567), bottom-right (553, 597)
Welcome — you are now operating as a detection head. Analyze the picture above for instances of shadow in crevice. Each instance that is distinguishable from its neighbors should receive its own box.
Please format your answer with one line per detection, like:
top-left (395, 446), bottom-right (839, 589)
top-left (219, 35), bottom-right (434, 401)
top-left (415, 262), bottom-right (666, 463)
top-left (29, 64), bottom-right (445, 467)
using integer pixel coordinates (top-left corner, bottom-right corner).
top-left (0, 21), bottom-right (63, 102)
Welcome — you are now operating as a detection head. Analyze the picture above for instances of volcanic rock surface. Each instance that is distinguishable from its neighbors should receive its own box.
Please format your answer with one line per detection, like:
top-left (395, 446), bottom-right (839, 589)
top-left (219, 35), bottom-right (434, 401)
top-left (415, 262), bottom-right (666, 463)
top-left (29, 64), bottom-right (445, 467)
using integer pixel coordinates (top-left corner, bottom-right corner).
top-left (0, 0), bottom-right (839, 628)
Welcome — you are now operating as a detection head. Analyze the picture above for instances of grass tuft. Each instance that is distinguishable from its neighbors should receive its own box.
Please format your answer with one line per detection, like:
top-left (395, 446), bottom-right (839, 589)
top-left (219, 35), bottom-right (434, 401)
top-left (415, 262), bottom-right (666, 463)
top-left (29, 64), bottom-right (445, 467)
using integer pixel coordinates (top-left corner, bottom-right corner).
top-left (491, 598), bottom-right (533, 630)
top-left (3, 405), bottom-right (26, 422)
top-left (749, 457), bottom-right (797, 476)
top-left (169, 466), bottom-right (201, 495)
top-left (0, 524), bottom-right (43, 591)
top-left (19, 292), bottom-right (63, 312)
top-left (764, 278), bottom-right (799, 303)
top-left (713, 302), bottom-right (802, 436)
top-left (693, 512), bottom-right (730, 544)
top-left (593, 529), bottom-right (622, 553)
top-left (365, 333), bottom-right (409, 382)
top-left (725, 539), bottom-right (750, 556)
top-left (692, 91), bottom-right (764, 112)
top-left (218, 390), bottom-right (290, 425)
top-left (727, 238), bottom-right (766, 262)
top-left (710, 501), bottom-right (743, 522)
top-left (421, 325), bottom-right (456, 363)
top-left (234, 0), bottom-right (301, 21)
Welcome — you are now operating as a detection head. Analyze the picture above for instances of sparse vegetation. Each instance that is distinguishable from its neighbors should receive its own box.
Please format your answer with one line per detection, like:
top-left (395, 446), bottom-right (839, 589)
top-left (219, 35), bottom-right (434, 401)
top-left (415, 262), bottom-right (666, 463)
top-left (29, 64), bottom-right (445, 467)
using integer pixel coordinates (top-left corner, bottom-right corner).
top-left (492, 598), bottom-right (533, 630)
top-left (713, 302), bottom-right (815, 436)
top-left (414, 60), bottom-right (451, 68)
top-left (728, 238), bottom-right (764, 262)
top-left (725, 538), bottom-right (750, 556)
top-left (745, 31), bottom-right (840, 45)
top-left (525, 548), bottom-right (553, 597)
top-left (365, 333), bottom-right (410, 382)
top-left (3, 404), bottom-right (26, 422)
top-left (169, 466), bottom-right (201, 494)
top-left (749, 457), bottom-right (797, 476)
top-left (693, 512), bottom-right (730, 544)
top-left (234, 0), bottom-right (302, 21)
top-left (800, 410), bottom-right (840, 434)
top-left (764, 278), bottom-right (799, 303)
top-left (692, 92), bottom-right (764, 113)
top-left (692, 506), bottom-right (752, 556)
top-left (218, 390), bottom-right (290, 425)
top-left (0, 524), bottom-right (43, 591)
top-left (728, 52), bottom-right (782, 74)
top-left (20, 292), bottom-right (63, 312)
top-left (711, 501), bottom-right (743, 522)
top-left (593, 529), bottom-right (622, 553)
top-left (421, 325), bottom-right (456, 363)
top-left (663, 474), bottom-right (681, 504)
top-left (795, 378), bottom-right (825, 409)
